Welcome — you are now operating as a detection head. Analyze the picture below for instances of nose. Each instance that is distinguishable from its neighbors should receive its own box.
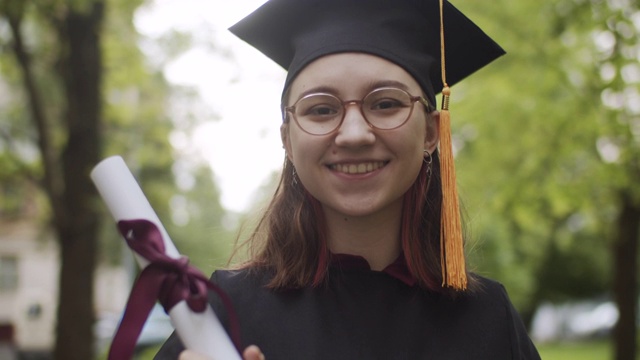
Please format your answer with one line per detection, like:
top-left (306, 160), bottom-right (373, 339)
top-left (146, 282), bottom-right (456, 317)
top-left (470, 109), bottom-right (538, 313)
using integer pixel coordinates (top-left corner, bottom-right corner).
top-left (334, 102), bottom-right (375, 147)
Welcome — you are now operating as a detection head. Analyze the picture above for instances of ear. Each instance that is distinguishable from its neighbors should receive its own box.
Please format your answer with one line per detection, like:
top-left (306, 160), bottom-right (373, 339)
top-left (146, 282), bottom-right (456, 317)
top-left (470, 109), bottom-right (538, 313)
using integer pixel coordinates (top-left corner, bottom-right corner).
top-left (280, 124), bottom-right (294, 162)
top-left (424, 110), bottom-right (440, 154)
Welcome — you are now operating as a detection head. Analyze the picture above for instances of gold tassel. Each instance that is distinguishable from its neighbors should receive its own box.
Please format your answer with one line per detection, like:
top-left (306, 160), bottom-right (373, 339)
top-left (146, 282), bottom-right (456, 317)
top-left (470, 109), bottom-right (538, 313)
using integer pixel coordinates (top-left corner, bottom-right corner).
top-left (439, 0), bottom-right (467, 290)
top-left (439, 85), bottom-right (467, 290)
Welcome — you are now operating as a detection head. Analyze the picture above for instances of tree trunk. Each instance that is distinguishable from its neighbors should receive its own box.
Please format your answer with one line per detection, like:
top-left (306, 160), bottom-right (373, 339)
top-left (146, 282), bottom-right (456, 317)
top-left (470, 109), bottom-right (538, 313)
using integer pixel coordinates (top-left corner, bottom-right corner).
top-left (612, 192), bottom-right (640, 360)
top-left (52, 3), bottom-right (104, 360)
top-left (6, 2), bottom-right (104, 359)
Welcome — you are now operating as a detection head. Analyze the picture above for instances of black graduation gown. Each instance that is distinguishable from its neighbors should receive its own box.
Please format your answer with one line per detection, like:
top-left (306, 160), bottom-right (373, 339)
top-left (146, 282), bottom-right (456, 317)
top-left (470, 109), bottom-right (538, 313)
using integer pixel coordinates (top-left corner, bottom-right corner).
top-left (155, 258), bottom-right (540, 360)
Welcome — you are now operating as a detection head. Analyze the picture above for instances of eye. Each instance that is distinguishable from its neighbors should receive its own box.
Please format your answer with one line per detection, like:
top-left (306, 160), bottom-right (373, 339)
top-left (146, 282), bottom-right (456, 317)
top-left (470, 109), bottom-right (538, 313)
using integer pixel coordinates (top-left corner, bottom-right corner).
top-left (365, 88), bottom-right (412, 113)
top-left (296, 94), bottom-right (342, 121)
top-left (306, 105), bottom-right (340, 116)
top-left (370, 98), bottom-right (405, 111)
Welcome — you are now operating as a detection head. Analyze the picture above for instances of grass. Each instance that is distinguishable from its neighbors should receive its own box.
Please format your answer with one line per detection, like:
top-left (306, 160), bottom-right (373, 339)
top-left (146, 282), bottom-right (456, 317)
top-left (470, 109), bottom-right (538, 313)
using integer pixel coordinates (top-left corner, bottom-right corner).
top-left (535, 339), bottom-right (640, 360)
top-left (96, 344), bottom-right (162, 360)
top-left (537, 340), bottom-right (610, 360)
top-left (136, 345), bottom-right (163, 360)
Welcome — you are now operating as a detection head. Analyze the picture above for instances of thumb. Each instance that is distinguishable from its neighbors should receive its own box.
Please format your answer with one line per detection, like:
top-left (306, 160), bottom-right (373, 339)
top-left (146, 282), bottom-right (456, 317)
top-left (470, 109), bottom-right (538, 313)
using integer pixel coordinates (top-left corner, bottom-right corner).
top-left (243, 345), bottom-right (265, 360)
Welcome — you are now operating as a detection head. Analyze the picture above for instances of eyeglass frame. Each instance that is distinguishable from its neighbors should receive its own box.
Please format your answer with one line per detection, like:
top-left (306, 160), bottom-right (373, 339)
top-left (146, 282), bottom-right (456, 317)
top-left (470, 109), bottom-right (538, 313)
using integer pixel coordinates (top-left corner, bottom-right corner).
top-left (282, 87), bottom-right (435, 136)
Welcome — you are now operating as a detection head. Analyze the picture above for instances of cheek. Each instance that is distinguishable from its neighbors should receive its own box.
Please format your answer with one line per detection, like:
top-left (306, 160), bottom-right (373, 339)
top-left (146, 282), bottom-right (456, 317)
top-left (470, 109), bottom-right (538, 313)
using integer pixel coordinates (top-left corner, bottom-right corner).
top-left (405, 118), bottom-right (428, 152)
top-left (287, 129), bottom-right (303, 161)
top-left (401, 120), bottom-right (429, 172)
top-left (406, 142), bottom-right (426, 176)
top-left (287, 129), bottom-right (322, 166)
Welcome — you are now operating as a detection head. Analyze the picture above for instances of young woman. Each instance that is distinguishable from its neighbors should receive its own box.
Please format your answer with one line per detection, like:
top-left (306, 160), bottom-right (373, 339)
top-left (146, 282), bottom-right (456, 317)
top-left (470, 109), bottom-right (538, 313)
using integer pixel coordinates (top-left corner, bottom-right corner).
top-left (156, 0), bottom-right (541, 359)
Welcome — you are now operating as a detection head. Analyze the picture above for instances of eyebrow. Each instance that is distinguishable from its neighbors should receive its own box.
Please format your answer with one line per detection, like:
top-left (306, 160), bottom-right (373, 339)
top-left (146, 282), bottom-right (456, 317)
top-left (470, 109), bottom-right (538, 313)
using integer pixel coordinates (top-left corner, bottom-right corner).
top-left (365, 80), bottom-right (412, 92)
top-left (294, 79), bottom-right (415, 100)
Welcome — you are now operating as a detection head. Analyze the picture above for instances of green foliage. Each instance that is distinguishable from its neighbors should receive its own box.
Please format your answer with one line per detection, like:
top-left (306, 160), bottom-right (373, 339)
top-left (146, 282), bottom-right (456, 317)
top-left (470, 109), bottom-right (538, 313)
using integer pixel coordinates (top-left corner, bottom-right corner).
top-left (168, 163), bottom-right (234, 273)
top-left (93, 0), bottom-right (235, 270)
top-left (536, 339), bottom-right (615, 360)
top-left (0, 2), bottom-right (60, 217)
top-left (451, 0), bottom-right (639, 314)
top-left (0, 0), bottom-right (27, 21)
top-left (0, 0), bottom-right (233, 268)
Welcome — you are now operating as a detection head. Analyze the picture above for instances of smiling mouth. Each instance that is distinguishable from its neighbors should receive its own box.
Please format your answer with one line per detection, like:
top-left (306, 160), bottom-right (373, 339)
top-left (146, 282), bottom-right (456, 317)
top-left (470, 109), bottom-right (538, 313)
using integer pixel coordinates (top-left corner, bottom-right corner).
top-left (329, 161), bottom-right (388, 175)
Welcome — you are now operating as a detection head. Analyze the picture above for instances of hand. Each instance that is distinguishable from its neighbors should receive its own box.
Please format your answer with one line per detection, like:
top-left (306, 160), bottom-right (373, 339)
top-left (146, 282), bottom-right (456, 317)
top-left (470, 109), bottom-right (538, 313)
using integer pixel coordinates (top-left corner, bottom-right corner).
top-left (179, 345), bottom-right (265, 360)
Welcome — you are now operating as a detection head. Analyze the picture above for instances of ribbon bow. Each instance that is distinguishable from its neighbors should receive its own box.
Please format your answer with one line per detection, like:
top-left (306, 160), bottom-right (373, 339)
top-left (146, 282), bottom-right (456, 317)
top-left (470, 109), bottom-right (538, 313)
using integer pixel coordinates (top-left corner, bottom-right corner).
top-left (107, 219), bottom-right (241, 360)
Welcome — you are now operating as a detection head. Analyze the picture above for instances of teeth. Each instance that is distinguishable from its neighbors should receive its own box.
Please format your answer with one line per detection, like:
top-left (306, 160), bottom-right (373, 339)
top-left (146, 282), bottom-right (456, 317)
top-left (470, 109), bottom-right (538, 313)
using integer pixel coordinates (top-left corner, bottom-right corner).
top-left (331, 161), bottom-right (386, 174)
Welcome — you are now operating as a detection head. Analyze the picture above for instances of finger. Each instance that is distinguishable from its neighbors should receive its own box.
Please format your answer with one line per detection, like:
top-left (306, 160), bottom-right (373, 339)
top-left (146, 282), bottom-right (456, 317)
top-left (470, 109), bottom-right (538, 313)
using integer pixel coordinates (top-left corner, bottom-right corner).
top-left (178, 350), bottom-right (213, 360)
top-left (243, 345), bottom-right (265, 360)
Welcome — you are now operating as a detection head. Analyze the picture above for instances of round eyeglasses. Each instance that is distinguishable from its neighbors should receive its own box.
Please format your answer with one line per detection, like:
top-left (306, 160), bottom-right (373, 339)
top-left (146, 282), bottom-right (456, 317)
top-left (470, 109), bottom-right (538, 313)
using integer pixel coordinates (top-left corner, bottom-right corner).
top-left (284, 87), bottom-right (434, 135)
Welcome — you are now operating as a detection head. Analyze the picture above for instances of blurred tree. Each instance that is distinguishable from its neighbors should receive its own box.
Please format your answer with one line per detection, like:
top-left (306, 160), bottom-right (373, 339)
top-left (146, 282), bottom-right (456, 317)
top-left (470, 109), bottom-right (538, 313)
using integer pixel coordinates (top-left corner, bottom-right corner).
top-left (451, 0), bottom-right (609, 318)
top-left (168, 161), bottom-right (233, 274)
top-left (1, 1), bottom-right (105, 359)
top-left (564, 1), bottom-right (640, 358)
top-left (452, 0), bottom-right (639, 357)
top-left (0, 0), bottom-right (233, 359)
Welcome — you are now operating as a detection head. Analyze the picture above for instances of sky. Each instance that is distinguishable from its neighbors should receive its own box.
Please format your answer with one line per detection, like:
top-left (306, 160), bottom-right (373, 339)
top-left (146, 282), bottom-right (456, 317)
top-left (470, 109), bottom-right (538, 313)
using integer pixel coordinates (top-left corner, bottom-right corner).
top-left (134, 0), bottom-right (286, 213)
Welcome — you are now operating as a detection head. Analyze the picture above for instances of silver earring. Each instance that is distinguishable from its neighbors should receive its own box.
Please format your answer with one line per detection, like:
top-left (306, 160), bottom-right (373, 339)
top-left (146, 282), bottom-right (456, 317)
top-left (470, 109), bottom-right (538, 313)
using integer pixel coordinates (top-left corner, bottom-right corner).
top-left (423, 150), bottom-right (433, 176)
top-left (292, 166), bottom-right (299, 186)
top-left (423, 150), bottom-right (433, 190)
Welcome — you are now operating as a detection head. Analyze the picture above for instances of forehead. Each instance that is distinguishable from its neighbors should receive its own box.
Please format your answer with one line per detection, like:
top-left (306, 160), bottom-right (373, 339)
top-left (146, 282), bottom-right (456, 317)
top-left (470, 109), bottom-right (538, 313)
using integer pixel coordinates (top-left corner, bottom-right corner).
top-left (288, 52), bottom-right (422, 97)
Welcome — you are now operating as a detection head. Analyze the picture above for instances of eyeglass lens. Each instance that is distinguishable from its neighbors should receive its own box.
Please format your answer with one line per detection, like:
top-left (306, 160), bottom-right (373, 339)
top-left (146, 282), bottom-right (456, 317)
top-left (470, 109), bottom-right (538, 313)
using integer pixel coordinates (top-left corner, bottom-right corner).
top-left (292, 88), bottom-right (416, 135)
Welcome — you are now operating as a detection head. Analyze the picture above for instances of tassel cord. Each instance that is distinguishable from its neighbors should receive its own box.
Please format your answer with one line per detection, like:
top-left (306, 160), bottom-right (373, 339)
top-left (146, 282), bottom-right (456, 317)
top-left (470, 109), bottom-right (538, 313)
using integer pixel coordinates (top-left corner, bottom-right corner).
top-left (438, 0), bottom-right (467, 290)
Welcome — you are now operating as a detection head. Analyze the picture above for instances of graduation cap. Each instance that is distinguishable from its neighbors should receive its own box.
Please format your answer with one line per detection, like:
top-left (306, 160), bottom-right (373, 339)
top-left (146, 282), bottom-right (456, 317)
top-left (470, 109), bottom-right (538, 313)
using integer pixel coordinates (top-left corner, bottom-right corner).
top-left (230, 0), bottom-right (505, 290)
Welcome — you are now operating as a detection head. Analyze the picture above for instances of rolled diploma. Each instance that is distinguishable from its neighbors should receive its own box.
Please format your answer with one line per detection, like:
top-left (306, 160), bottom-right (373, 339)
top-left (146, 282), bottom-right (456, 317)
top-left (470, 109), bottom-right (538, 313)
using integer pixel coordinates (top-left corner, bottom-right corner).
top-left (91, 155), bottom-right (240, 359)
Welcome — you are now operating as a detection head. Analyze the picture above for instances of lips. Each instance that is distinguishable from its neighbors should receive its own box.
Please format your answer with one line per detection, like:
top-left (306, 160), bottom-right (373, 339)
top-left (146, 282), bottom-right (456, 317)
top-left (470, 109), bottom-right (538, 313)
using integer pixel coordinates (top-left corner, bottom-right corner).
top-left (328, 161), bottom-right (387, 174)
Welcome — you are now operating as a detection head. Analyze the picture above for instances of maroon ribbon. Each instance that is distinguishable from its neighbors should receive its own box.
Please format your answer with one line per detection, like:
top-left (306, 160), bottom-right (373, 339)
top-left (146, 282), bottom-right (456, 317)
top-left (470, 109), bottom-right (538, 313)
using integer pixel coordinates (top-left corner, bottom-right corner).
top-left (107, 219), bottom-right (242, 360)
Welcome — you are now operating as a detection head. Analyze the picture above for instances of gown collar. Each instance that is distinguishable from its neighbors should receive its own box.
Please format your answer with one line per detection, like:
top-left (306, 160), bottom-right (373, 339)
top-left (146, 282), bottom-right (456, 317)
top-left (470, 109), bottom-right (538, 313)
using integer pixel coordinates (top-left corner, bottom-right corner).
top-left (330, 253), bottom-right (417, 287)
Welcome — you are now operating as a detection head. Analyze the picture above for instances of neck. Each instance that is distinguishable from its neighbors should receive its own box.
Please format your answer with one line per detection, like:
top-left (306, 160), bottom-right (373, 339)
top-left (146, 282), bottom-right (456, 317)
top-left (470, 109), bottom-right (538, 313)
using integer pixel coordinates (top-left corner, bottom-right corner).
top-left (323, 203), bottom-right (402, 271)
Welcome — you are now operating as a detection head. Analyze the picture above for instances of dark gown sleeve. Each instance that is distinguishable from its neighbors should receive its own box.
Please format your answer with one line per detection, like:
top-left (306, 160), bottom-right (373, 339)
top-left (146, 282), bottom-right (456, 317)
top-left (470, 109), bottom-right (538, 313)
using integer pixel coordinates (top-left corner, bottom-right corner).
top-left (498, 283), bottom-right (541, 360)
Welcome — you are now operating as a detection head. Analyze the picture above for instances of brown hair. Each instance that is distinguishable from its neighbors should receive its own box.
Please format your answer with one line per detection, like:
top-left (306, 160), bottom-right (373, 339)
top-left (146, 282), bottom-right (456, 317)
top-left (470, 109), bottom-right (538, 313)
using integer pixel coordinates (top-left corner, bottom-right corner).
top-left (233, 158), bottom-right (327, 288)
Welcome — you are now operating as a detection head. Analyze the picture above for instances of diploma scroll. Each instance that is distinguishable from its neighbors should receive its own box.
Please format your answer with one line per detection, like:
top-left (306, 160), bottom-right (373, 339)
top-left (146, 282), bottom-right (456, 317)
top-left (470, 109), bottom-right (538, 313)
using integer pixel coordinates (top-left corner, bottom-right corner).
top-left (91, 155), bottom-right (241, 359)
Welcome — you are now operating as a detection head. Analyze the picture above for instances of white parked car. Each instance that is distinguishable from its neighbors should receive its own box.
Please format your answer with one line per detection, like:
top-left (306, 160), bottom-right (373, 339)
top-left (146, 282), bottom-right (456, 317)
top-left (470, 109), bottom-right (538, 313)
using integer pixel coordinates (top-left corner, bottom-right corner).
top-left (530, 298), bottom-right (618, 343)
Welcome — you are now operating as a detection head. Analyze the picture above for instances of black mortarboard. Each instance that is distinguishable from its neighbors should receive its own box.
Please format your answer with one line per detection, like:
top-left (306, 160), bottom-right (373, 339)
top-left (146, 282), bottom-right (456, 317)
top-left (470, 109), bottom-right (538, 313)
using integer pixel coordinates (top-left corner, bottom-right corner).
top-left (230, 0), bottom-right (506, 291)
top-left (229, 0), bottom-right (505, 106)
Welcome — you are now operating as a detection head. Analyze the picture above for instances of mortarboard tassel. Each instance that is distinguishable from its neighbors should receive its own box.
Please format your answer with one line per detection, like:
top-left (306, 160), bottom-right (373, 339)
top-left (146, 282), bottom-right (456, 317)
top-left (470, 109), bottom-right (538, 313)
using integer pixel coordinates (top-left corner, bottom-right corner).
top-left (439, 0), bottom-right (467, 290)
